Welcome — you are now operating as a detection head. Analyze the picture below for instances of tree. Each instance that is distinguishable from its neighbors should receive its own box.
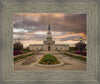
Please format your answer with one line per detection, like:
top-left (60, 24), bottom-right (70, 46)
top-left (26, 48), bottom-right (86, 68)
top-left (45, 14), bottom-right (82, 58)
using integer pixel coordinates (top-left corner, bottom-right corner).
top-left (76, 42), bottom-right (86, 54)
top-left (14, 42), bottom-right (23, 51)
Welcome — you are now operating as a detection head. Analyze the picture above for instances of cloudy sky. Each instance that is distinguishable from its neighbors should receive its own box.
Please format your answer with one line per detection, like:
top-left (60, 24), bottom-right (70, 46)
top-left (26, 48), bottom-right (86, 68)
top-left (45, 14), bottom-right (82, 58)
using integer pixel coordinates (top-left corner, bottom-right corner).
top-left (13, 13), bottom-right (86, 47)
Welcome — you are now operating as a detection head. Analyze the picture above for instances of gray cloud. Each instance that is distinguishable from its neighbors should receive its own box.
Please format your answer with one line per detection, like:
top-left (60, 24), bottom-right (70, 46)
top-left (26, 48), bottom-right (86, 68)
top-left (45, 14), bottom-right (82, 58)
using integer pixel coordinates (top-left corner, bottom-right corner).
top-left (59, 35), bottom-right (82, 41)
top-left (13, 13), bottom-right (86, 42)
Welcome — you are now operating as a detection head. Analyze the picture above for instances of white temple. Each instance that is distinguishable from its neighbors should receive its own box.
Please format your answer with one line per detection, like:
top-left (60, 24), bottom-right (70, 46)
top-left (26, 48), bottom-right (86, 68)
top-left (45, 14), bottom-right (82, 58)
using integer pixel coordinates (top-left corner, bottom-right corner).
top-left (29, 22), bottom-right (69, 51)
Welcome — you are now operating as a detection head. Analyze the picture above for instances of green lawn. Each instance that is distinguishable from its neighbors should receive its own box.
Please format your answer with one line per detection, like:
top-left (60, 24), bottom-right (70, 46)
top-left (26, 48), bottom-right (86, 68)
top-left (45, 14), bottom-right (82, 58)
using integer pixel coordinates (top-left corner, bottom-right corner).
top-left (22, 49), bottom-right (31, 53)
top-left (67, 50), bottom-right (75, 53)
top-left (14, 53), bottom-right (34, 61)
top-left (64, 53), bottom-right (86, 62)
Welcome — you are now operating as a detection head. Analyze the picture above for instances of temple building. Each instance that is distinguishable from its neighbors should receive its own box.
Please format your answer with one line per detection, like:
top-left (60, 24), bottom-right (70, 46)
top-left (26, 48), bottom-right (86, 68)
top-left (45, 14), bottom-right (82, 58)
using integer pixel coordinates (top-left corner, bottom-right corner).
top-left (29, 22), bottom-right (69, 51)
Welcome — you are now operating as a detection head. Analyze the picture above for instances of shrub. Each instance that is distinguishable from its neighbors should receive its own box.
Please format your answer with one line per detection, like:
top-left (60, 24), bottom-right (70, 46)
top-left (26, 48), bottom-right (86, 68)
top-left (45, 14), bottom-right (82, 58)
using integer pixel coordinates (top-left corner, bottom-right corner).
top-left (14, 50), bottom-right (23, 55)
top-left (75, 50), bottom-right (87, 56)
top-left (75, 50), bottom-right (80, 54)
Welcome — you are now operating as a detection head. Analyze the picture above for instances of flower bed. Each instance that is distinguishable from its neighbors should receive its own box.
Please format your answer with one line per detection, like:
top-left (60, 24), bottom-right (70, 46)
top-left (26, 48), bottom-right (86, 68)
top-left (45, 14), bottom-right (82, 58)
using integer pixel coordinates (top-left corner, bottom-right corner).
top-left (14, 53), bottom-right (34, 61)
top-left (39, 54), bottom-right (60, 65)
top-left (14, 50), bottom-right (23, 55)
top-left (75, 50), bottom-right (87, 56)
top-left (64, 53), bottom-right (86, 62)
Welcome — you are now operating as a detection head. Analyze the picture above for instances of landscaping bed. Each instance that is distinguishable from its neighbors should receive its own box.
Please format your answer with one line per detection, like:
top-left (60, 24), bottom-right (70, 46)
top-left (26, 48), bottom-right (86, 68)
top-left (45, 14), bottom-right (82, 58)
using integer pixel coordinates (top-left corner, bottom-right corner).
top-left (64, 53), bottom-right (86, 62)
top-left (22, 49), bottom-right (31, 53)
top-left (14, 53), bottom-right (34, 61)
top-left (14, 49), bottom-right (31, 56)
top-left (39, 54), bottom-right (60, 65)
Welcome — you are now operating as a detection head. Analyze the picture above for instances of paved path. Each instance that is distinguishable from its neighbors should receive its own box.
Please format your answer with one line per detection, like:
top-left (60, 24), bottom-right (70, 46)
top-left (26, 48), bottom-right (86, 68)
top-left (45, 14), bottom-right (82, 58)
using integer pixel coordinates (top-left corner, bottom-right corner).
top-left (14, 51), bottom-right (86, 70)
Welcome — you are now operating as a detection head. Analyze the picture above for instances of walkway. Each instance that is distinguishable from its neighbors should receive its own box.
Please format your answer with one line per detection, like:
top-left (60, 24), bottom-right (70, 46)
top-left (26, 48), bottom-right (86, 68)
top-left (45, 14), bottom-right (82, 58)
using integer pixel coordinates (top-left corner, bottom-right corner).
top-left (14, 51), bottom-right (86, 70)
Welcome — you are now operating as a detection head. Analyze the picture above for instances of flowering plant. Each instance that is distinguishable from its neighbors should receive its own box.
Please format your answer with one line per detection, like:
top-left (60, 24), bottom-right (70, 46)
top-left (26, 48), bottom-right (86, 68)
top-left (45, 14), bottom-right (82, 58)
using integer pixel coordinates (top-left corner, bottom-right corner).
top-left (14, 50), bottom-right (23, 55)
top-left (39, 54), bottom-right (60, 64)
top-left (75, 50), bottom-right (87, 56)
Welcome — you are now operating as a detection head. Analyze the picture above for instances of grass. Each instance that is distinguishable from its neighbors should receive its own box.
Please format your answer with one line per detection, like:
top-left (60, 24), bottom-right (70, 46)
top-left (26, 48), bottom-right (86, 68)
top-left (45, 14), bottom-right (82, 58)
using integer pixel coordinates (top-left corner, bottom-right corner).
top-left (64, 53), bottom-right (86, 62)
top-left (39, 54), bottom-right (60, 65)
top-left (67, 50), bottom-right (75, 53)
top-left (22, 49), bottom-right (31, 53)
top-left (14, 53), bottom-right (34, 61)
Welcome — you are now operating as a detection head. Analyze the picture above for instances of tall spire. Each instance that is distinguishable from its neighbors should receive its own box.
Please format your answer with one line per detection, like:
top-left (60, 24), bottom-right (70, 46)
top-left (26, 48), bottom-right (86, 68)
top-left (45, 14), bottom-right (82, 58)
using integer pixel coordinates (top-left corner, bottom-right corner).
top-left (46, 18), bottom-right (52, 40)
top-left (48, 18), bottom-right (50, 30)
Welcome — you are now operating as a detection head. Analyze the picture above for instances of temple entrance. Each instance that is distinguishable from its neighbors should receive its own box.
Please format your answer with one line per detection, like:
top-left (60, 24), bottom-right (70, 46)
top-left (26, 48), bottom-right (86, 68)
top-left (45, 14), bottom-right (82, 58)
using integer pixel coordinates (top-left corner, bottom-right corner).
top-left (48, 46), bottom-right (50, 51)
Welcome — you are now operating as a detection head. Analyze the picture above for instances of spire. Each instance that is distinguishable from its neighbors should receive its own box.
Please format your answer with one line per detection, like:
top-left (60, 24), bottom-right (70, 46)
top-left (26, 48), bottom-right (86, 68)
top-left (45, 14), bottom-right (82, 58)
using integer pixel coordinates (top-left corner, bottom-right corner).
top-left (48, 24), bottom-right (50, 30)
top-left (48, 18), bottom-right (50, 30)
top-left (46, 18), bottom-right (52, 40)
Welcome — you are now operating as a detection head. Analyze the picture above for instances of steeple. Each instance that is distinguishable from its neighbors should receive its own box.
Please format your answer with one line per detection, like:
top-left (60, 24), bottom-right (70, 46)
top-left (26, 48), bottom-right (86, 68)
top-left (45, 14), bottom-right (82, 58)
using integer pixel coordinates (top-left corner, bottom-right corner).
top-left (46, 19), bottom-right (52, 40)
top-left (48, 19), bottom-right (50, 30)
top-left (48, 24), bottom-right (50, 30)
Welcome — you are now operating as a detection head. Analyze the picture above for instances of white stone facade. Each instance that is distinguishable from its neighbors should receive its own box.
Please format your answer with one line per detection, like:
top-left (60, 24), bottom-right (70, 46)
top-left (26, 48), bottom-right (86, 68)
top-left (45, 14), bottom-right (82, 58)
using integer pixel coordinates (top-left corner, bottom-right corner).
top-left (29, 23), bottom-right (69, 51)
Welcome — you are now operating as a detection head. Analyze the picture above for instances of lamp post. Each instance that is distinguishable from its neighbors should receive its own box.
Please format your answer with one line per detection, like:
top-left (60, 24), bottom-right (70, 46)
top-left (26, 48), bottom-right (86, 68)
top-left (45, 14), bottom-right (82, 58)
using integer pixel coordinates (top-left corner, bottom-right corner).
top-left (18, 38), bottom-right (20, 43)
top-left (80, 37), bottom-right (83, 42)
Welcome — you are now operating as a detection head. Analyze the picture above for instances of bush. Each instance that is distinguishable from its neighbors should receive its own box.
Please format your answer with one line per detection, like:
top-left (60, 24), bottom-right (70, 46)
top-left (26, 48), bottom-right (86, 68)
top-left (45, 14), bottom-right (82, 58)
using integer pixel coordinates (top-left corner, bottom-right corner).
top-left (75, 50), bottom-right (87, 56)
top-left (14, 50), bottom-right (23, 55)
top-left (75, 50), bottom-right (80, 54)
